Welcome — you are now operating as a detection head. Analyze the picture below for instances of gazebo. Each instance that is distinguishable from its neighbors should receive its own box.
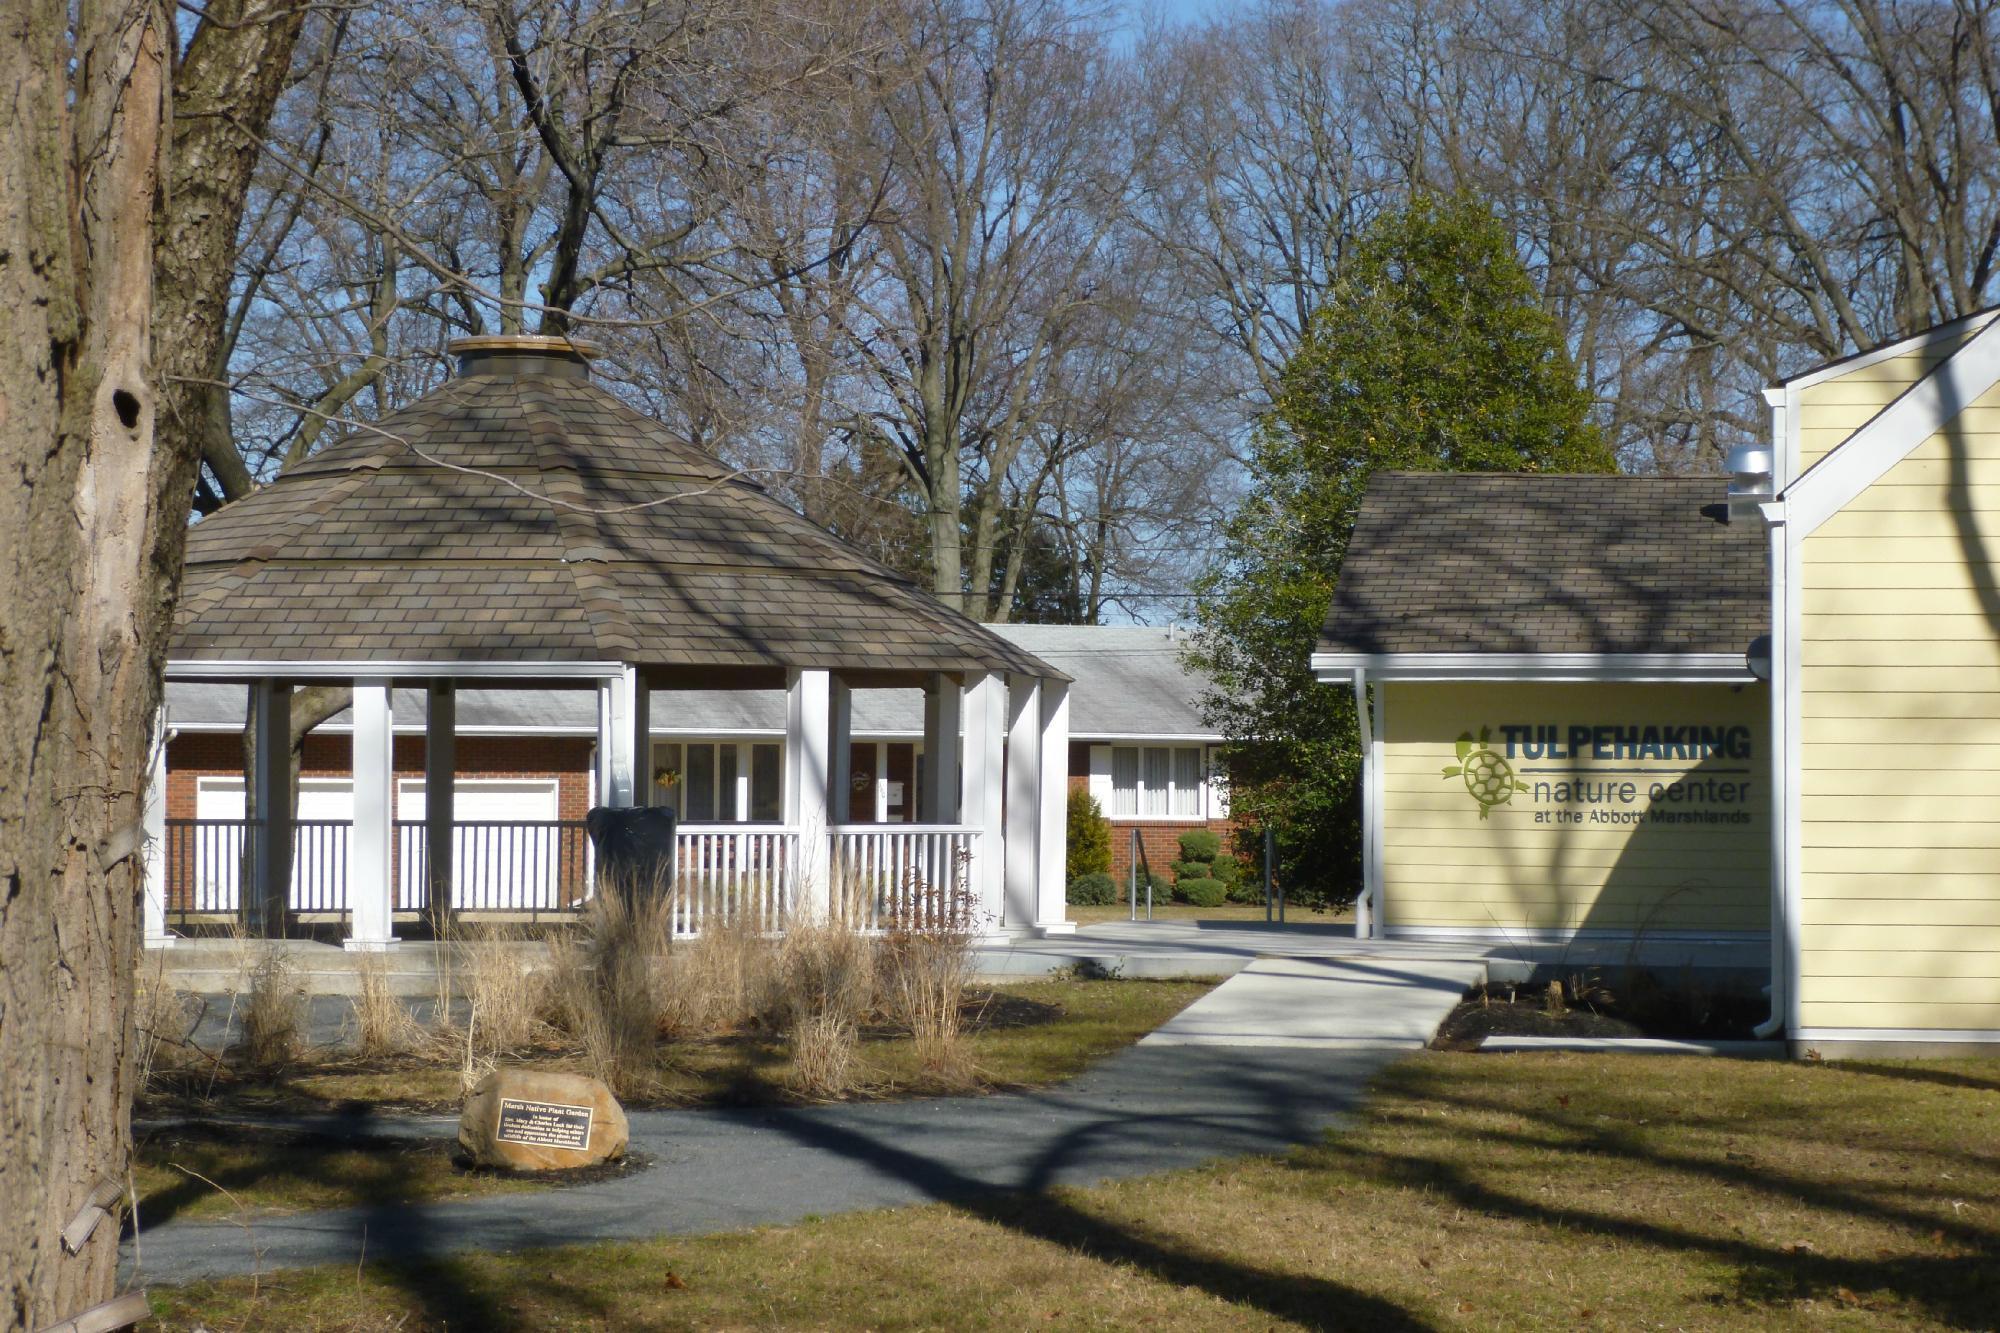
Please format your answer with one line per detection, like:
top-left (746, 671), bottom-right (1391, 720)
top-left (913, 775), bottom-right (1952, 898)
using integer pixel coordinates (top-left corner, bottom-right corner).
top-left (142, 337), bottom-right (1074, 949)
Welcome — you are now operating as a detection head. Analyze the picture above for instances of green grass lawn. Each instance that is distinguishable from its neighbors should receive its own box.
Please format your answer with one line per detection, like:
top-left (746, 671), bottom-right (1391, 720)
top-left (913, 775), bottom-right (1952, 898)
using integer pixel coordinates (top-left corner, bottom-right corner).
top-left (135, 977), bottom-right (1215, 1223)
top-left (146, 1051), bottom-right (2000, 1330)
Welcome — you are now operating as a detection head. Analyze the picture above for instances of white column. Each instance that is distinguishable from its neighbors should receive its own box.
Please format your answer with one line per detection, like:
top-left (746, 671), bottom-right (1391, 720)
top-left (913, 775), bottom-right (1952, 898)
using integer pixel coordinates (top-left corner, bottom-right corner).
top-left (873, 741), bottom-right (890, 823)
top-left (595, 666), bottom-right (644, 807)
top-left (828, 677), bottom-right (853, 824)
top-left (960, 672), bottom-right (1006, 928)
top-left (346, 678), bottom-right (398, 951)
top-left (1003, 676), bottom-right (1041, 932)
top-left (735, 742), bottom-right (752, 823)
top-left (143, 705), bottom-right (172, 948)
top-left (785, 668), bottom-right (831, 919)
top-left (425, 681), bottom-right (456, 927)
top-left (920, 673), bottom-right (961, 823)
top-left (1035, 680), bottom-right (1074, 934)
top-left (249, 680), bottom-right (292, 936)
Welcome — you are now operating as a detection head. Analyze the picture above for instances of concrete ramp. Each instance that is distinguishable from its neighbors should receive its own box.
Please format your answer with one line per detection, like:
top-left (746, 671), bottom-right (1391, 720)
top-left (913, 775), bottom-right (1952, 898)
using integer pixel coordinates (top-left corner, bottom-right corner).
top-left (1140, 955), bottom-right (1487, 1049)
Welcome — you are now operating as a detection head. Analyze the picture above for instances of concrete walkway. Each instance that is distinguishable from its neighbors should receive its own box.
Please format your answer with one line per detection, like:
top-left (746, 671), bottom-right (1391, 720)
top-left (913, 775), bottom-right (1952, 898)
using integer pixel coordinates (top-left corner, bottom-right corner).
top-left (1142, 956), bottom-right (1488, 1049)
top-left (127, 945), bottom-right (1488, 1286)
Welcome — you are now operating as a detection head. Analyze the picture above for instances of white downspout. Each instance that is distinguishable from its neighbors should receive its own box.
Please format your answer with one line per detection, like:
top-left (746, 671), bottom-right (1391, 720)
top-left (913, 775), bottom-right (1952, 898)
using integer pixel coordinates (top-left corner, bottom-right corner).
top-left (1352, 667), bottom-right (1375, 938)
top-left (1752, 497), bottom-right (1790, 1037)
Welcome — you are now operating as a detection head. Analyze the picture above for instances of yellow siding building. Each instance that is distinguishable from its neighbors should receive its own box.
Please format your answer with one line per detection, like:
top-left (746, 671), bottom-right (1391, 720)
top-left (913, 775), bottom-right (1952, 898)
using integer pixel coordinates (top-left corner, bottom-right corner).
top-left (1321, 309), bottom-right (2000, 1056)
top-left (1772, 309), bottom-right (2000, 1053)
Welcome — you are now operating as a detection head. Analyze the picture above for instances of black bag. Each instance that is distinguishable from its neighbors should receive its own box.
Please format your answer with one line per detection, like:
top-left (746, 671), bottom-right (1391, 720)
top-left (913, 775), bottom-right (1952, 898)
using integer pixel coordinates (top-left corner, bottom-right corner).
top-left (585, 805), bottom-right (678, 898)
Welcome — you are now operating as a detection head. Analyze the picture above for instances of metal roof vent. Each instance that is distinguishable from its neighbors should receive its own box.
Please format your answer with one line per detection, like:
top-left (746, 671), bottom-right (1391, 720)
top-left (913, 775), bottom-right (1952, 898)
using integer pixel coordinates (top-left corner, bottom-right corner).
top-left (1725, 444), bottom-right (1774, 522)
top-left (448, 335), bottom-right (599, 381)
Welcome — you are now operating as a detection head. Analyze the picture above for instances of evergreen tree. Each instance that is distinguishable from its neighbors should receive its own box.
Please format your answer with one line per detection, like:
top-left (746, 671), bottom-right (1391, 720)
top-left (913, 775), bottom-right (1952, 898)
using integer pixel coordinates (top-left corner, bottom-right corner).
top-left (1190, 194), bottom-right (1614, 906)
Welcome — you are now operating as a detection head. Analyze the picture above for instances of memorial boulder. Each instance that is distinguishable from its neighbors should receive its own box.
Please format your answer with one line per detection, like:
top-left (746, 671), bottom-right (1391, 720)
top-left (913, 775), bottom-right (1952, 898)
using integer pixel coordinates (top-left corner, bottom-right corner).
top-left (458, 1068), bottom-right (629, 1171)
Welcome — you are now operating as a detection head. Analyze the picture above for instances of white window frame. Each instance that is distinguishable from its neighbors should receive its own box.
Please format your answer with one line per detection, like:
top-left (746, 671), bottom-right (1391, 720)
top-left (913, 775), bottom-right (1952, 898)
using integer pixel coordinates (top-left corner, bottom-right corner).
top-left (652, 736), bottom-right (784, 825)
top-left (1096, 743), bottom-right (1209, 822)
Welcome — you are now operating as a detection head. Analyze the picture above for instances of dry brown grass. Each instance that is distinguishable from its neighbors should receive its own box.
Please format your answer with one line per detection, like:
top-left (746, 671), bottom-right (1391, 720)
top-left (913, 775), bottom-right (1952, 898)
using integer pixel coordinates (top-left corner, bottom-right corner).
top-left (135, 960), bottom-right (204, 1089)
top-left (878, 883), bottom-right (982, 1085)
top-left (655, 917), bottom-right (774, 1038)
top-left (238, 949), bottom-right (306, 1068)
top-left (461, 925), bottom-right (547, 1055)
top-left (547, 882), bottom-right (677, 1097)
top-left (773, 916), bottom-right (875, 1098)
top-left (347, 954), bottom-right (421, 1059)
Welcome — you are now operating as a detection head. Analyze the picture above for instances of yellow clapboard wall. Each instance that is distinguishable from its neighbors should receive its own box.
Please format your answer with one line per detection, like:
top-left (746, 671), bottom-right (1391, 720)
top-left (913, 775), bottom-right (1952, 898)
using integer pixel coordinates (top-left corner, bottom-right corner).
top-left (1795, 334), bottom-right (1975, 472)
top-left (1799, 371), bottom-right (2000, 1034)
top-left (1379, 681), bottom-right (1769, 934)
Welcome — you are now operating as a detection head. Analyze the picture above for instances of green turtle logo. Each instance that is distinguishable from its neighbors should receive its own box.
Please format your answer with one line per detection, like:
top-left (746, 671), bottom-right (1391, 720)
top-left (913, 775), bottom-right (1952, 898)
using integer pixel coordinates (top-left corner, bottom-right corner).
top-left (1441, 727), bottom-right (1528, 820)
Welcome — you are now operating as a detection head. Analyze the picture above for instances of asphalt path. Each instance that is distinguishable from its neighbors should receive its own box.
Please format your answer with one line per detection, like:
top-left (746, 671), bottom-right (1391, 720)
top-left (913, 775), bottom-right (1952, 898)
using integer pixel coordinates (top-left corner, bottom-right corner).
top-left (124, 1041), bottom-right (1402, 1286)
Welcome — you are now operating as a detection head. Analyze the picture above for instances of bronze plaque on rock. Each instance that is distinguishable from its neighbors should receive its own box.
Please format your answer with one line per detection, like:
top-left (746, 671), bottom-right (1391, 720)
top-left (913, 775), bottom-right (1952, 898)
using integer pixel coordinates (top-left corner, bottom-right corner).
top-left (495, 1097), bottom-right (594, 1152)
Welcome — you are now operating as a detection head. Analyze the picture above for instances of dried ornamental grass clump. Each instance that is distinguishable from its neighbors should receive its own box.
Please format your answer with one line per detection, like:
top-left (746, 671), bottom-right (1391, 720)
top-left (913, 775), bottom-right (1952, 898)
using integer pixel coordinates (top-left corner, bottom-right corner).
top-left (775, 917), bottom-right (875, 1098)
top-left (240, 948), bottom-right (307, 1068)
top-left (878, 876), bottom-right (983, 1086)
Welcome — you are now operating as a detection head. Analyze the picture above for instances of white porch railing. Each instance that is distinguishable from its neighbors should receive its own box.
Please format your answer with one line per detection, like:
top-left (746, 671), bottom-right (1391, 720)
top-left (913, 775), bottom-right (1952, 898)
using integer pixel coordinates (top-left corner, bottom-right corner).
top-left (829, 824), bottom-right (979, 930)
top-left (166, 819), bottom-right (981, 936)
top-left (671, 825), bottom-right (797, 935)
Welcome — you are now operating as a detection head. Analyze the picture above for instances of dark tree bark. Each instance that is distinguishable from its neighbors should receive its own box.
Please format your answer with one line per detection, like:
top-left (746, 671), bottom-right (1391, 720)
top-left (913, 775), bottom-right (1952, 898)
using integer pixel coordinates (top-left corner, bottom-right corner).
top-left (0, 1), bottom-right (169, 1324)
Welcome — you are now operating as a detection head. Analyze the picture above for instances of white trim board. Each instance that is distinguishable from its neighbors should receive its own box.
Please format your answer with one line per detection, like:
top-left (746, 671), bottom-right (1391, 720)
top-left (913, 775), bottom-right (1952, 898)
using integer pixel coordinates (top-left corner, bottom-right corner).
top-left (1772, 306), bottom-right (2000, 392)
top-left (1781, 312), bottom-right (2000, 535)
top-left (167, 659), bottom-right (626, 681)
top-left (1383, 926), bottom-right (1770, 945)
top-left (1794, 1028), bottom-right (2000, 1044)
top-left (1311, 652), bottom-right (1754, 683)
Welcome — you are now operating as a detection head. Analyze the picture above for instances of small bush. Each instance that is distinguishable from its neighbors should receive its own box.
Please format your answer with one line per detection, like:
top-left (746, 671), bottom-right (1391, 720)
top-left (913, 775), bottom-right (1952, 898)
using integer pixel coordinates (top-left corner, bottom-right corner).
top-left (1177, 828), bottom-right (1222, 864)
top-left (879, 885), bottom-right (980, 1084)
top-left (1168, 859), bottom-right (1206, 883)
top-left (1208, 852), bottom-right (1243, 886)
top-left (1066, 789), bottom-right (1112, 880)
top-left (1224, 874), bottom-right (1264, 905)
top-left (1177, 877), bottom-right (1228, 908)
top-left (1067, 871), bottom-right (1118, 906)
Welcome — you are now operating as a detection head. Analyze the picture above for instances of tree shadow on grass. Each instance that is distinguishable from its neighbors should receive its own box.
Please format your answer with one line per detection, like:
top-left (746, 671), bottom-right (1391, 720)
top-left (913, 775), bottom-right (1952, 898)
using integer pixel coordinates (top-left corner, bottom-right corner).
top-left (1308, 1073), bottom-right (2000, 1327)
top-left (1820, 1059), bottom-right (2000, 1096)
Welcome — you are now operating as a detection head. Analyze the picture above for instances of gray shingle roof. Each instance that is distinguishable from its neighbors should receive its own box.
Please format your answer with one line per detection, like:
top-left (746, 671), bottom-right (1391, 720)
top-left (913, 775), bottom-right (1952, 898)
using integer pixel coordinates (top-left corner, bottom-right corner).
top-left (165, 625), bottom-right (1219, 740)
top-left (173, 365), bottom-right (1060, 679)
top-left (1319, 472), bottom-right (1766, 657)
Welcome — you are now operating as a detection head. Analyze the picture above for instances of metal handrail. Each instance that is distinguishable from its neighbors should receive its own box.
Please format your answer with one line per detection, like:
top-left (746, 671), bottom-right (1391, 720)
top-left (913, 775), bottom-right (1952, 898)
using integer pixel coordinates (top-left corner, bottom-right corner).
top-left (1128, 826), bottom-right (1154, 922)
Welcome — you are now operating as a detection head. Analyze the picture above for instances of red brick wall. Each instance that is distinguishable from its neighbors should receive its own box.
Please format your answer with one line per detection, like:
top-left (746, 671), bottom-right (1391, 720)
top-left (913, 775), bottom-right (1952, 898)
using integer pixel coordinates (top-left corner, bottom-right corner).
top-left (165, 732), bottom-right (595, 821)
top-left (1061, 744), bottom-right (1242, 883)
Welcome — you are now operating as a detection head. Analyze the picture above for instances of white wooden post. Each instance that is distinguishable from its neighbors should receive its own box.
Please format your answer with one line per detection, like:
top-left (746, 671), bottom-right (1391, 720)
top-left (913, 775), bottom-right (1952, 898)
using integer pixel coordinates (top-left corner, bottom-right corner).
top-left (1035, 679), bottom-right (1074, 933)
top-left (786, 668), bottom-right (831, 919)
top-left (1003, 676), bottom-right (1041, 931)
top-left (143, 705), bottom-right (172, 948)
top-left (960, 672), bottom-right (1006, 928)
top-left (874, 741), bottom-right (890, 823)
top-left (346, 678), bottom-right (398, 951)
top-left (735, 741), bottom-right (752, 822)
top-left (829, 676), bottom-right (853, 823)
top-left (595, 666), bottom-right (645, 807)
top-left (249, 680), bottom-right (292, 936)
top-left (425, 681), bottom-right (456, 927)
top-left (921, 673), bottom-right (961, 823)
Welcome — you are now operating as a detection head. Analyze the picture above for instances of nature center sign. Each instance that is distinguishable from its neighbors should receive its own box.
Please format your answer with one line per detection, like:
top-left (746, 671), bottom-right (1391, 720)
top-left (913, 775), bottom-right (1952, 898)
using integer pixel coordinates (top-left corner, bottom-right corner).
top-left (1440, 722), bottom-right (1755, 826)
top-left (1376, 680), bottom-right (1770, 937)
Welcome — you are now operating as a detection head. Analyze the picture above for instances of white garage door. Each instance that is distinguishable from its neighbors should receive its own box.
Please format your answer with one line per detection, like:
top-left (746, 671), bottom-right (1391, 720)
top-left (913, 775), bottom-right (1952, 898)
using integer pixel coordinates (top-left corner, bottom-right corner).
top-left (398, 779), bottom-right (564, 912)
top-left (194, 777), bottom-right (354, 912)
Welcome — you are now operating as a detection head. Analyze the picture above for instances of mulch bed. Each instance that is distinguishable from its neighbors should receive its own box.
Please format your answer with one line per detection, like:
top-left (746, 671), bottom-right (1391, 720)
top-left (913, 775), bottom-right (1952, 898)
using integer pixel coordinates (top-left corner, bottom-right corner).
top-left (1432, 978), bottom-right (1766, 1051)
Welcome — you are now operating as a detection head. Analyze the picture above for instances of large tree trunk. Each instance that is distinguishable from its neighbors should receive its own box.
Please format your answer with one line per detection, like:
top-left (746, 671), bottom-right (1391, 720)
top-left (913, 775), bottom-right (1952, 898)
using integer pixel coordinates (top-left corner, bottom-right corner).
top-left (0, 2), bottom-right (170, 1325)
top-left (154, 0), bottom-right (308, 506)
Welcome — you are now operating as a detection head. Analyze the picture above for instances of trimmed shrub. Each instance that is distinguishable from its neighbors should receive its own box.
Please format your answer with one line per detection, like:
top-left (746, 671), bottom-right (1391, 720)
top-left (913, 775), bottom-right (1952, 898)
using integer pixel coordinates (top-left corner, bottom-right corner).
top-left (1208, 852), bottom-right (1243, 886)
top-left (1177, 877), bottom-right (1228, 908)
top-left (1168, 859), bottom-right (1207, 883)
top-left (1067, 789), bottom-right (1112, 880)
top-left (1177, 828), bottom-right (1222, 864)
top-left (1067, 872), bottom-right (1118, 906)
top-left (1224, 874), bottom-right (1264, 905)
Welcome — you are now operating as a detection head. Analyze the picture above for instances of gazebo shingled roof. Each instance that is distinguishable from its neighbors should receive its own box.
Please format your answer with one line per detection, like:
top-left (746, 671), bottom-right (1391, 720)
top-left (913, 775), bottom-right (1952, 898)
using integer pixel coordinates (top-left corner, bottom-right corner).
top-left (173, 341), bottom-right (1061, 679)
